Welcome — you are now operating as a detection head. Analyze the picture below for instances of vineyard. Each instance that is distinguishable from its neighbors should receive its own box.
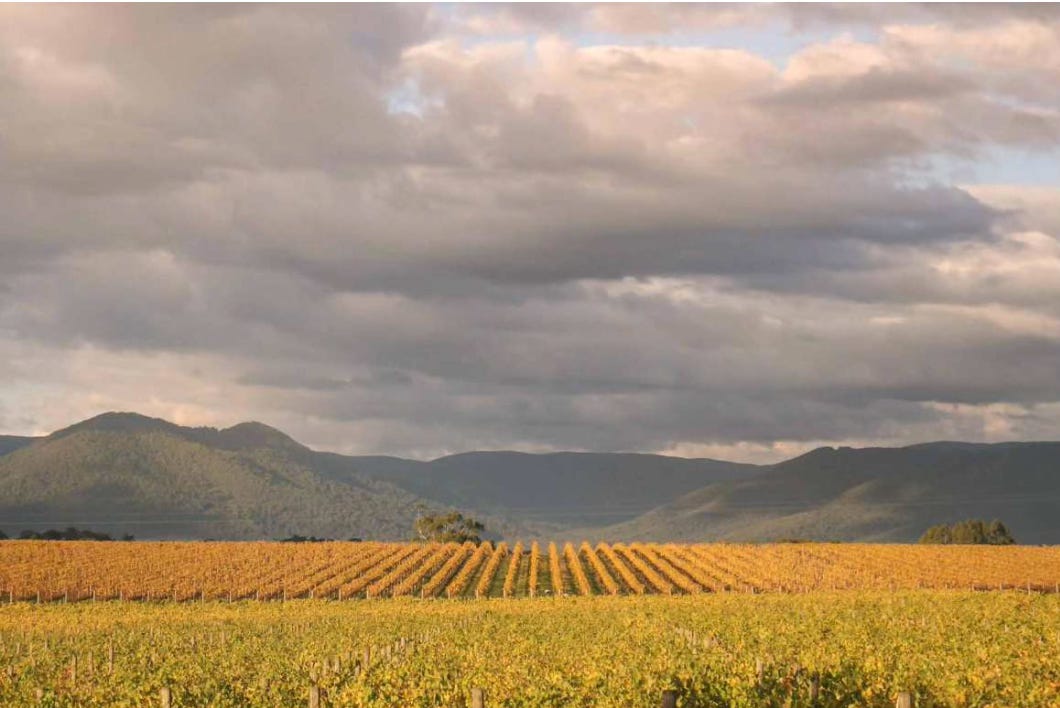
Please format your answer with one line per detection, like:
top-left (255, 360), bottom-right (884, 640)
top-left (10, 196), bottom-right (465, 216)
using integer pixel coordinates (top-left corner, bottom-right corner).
top-left (1, 593), bottom-right (1058, 706)
top-left (2, 541), bottom-right (1059, 602)
top-left (2, 542), bottom-right (1060, 706)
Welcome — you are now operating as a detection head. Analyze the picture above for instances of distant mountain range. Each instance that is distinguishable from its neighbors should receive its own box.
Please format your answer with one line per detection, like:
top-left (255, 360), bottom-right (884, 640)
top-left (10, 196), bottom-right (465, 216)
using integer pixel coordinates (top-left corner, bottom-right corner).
top-left (592, 442), bottom-right (1060, 544)
top-left (0, 412), bottom-right (752, 540)
top-left (1, 412), bottom-right (1058, 542)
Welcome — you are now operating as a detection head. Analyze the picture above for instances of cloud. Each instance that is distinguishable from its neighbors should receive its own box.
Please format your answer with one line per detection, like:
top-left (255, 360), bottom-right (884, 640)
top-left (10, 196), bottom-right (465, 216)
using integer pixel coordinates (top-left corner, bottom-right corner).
top-left (447, 4), bottom-right (1060, 40)
top-left (1, 5), bottom-right (1059, 461)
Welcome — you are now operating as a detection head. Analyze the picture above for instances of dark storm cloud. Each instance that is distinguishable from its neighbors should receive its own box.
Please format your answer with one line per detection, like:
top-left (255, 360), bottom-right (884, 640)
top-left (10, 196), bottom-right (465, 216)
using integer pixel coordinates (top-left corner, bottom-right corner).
top-left (1, 4), bottom-right (1059, 460)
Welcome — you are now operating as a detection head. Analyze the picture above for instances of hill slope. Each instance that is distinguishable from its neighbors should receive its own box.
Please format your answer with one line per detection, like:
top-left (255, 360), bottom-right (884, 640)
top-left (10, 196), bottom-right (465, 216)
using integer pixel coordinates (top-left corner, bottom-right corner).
top-left (348, 451), bottom-right (756, 526)
top-left (5, 413), bottom-right (1060, 542)
top-left (0, 413), bottom-right (431, 540)
top-left (0, 413), bottom-right (753, 539)
top-left (0, 435), bottom-right (38, 457)
top-left (596, 442), bottom-right (1060, 543)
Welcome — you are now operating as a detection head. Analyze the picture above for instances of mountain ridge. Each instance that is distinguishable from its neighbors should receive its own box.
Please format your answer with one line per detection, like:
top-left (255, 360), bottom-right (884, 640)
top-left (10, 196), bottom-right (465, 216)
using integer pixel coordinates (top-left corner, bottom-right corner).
top-left (0, 424), bottom-right (432, 541)
top-left (0, 435), bottom-right (38, 457)
top-left (0, 412), bottom-right (756, 540)
top-left (3, 412), bottom-right (1059, 542)
top-left (592, 440), bottom-right (1060, 544)
top-left (47, 412), bottom-right (307, 453)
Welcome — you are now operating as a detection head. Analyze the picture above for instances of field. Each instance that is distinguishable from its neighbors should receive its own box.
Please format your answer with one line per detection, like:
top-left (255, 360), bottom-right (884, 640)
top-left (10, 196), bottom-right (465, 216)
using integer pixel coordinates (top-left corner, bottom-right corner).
top-left (2, 542), bottom-right (1059, 707)
top-left (2, 593), bottom-right (1059, 707)
top-left (2, 541), bottom-right (1059, 601)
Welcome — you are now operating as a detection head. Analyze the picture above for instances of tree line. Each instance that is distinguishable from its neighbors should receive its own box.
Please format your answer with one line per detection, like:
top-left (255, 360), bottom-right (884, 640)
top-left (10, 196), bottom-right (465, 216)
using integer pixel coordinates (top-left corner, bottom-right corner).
top-left (919, 519), bottom-right (1015, 545)
top-left (0, 527), bottom-right (135, 541)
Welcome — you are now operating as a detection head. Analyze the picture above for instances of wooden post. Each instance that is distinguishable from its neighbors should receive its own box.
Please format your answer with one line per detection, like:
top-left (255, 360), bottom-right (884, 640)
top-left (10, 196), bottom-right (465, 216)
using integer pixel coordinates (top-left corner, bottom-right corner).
top-left (809, 673), bottom-right (820, 700)
top-left (308, 684), bottom-right (321, 708)
top-left (470, 687), bottom-right (485, 708)
top-left (70, 654), bottom-right (77, 684)
top-left (896, 691), bottom-right (913, 708)
top-left (108, 639), bottom-right (114, 674)
top-left (660, 690), bottom-right (678, 708)
top-left (755, 658), bottom-right (764, 684)
top-left (160, 686), bottom-right (172, 708)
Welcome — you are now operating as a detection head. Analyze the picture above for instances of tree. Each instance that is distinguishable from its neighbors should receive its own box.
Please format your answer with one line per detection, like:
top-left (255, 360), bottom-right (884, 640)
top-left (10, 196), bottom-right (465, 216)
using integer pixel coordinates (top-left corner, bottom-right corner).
top-left (919, 519), bottom-right (1015, 545)
top-left (918, 524), bottom-right (952, 544)
top-left (986, 520), bottom-right (1015, 545)
top-left (414, 511), bottom-right (485, 543)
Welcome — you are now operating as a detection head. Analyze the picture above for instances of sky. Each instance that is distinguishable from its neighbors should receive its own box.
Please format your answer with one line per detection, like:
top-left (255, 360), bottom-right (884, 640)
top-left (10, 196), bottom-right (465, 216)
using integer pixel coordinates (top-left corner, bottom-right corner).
top-left (1, 3), bottom-right (1059, 463)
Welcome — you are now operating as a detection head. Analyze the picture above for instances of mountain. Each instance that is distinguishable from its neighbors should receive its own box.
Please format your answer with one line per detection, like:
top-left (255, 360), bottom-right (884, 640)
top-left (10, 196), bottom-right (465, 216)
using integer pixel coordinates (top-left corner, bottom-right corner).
top-left (595, 442), bottom-right (1060, 544)
top-left (0, 412), bottom-right (752, 540)
top-left (48, 412), bottom-right (305, 453)
top-left (347, 451), bottom-right (756, 526)
top-left (4, 413), bottom-right (1059, 543)
top-left (0, 413), bottom-right (433, 540)
top-left (0, 435), bottom-right (38, 457)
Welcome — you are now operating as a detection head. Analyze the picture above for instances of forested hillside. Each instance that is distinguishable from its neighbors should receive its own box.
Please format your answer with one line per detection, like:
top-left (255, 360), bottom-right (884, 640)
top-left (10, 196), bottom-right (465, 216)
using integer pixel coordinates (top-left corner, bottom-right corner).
top-left (0, 414), bottom-right (430, 540)
top-left (597, 443), bottom-right (1060, 543)
top-left (3, 414), bottom-right (1059, 542)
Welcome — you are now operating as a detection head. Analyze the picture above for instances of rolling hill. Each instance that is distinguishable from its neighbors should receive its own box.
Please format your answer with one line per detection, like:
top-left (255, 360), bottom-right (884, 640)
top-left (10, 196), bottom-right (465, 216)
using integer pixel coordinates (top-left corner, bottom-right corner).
top-left (3, 413), bottom-right (1059, 542)
top-left (0, 435), bottom-right (37, 457)
top-left (0, 412), bottom-right (755, 540)
top-left (329, 451), bottom-right (756, 527)
top-left (0, 413), bottom-right (433, 540)
top-left (594, 442), bottom-right (1060, 544)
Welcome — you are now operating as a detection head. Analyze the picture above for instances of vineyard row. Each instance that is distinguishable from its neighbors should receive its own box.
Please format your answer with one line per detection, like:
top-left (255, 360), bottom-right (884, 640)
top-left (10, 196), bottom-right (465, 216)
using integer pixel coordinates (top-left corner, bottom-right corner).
top-left (1, 540), bottom-right (1058, 602)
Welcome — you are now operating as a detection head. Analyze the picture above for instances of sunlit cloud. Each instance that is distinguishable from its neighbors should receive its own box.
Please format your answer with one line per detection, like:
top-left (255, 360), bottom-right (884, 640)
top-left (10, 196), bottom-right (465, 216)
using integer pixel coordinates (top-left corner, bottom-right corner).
top-left (1, 4), bottom-right (1058, 461)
